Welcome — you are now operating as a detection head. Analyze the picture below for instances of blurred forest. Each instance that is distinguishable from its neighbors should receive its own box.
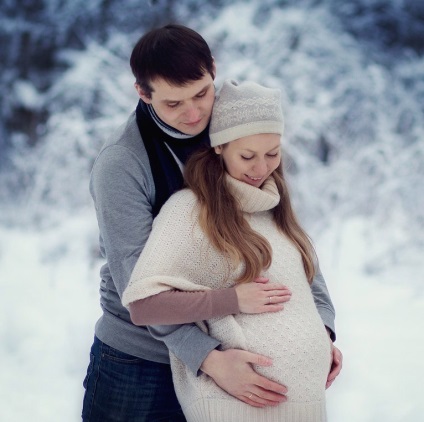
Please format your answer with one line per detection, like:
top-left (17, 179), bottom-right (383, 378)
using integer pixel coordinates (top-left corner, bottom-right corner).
top-left (1, 0), bottom-right (423, 150)
top-left (1, 0), bottom-right (423, 255)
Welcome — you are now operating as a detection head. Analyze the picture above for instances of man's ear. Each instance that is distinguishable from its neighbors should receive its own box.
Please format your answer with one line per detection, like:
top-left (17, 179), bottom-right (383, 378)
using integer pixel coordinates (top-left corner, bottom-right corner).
top-left (134, 83), bottom-right (152, 104)
top-left (214, 145), bottom-right (223, 155)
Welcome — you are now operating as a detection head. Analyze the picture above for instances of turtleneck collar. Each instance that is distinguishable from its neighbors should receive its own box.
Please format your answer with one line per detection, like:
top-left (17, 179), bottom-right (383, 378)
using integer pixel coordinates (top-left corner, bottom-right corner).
top-left (225, 174), bottom-right (280, 213)
top-left (147, 104), bottom-right (197, 140)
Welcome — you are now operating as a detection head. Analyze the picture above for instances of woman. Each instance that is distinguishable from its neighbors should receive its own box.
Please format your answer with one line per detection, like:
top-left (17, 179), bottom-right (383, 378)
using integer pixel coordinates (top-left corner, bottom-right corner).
top-left (123, 80), bottom-right (332, 421)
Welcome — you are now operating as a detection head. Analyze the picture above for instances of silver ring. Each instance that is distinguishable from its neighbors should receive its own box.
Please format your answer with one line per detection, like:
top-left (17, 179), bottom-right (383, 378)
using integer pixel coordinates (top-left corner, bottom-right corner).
top-left (248, 393), bottom-right (253, 399)
top-left (268, 296), bottom-right (272, 304)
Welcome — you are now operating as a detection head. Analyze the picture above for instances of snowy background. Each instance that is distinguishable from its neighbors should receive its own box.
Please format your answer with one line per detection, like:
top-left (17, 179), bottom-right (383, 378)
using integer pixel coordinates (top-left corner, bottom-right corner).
top-left (1, 0), bottom-right (423, 421)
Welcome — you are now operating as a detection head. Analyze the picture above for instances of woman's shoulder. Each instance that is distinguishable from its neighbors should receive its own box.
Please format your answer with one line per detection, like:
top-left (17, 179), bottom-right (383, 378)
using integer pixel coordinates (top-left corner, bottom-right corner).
top-left (155, 189), bottom-right (199, 222)
top-left (165, 188), bottom-right (197, 208)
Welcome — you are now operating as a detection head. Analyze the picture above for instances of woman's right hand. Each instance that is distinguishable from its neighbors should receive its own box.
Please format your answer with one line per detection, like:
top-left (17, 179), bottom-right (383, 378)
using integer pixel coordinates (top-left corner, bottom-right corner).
top-left (234, 276), bottom-right (291, 314)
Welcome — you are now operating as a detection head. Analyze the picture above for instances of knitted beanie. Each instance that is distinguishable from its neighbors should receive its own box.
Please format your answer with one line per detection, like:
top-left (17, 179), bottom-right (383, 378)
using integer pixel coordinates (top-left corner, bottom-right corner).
top-left (210, 80), bottom-right (284, 147)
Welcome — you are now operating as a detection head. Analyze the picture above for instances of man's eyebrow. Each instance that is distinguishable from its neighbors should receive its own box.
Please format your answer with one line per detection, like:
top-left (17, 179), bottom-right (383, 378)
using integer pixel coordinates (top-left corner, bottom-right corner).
top-left (160, 83), bottom-right (212, 104)
top-left (195, 83), bottom-right (212, 94)
top-left (189, 83), bottom-right (212, 98)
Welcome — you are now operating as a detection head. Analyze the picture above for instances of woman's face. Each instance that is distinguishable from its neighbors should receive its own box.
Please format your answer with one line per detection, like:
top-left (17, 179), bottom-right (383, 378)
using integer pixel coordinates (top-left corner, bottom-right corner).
top-left (214, 133), bottom-right (281, 188)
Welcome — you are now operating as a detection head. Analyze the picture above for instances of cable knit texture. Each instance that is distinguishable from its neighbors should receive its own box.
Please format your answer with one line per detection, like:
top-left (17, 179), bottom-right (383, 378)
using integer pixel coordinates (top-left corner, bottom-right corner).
top-left (123, 175), bottom-right (331, 422)
top-left (209, 80), bottom-right (284, 147)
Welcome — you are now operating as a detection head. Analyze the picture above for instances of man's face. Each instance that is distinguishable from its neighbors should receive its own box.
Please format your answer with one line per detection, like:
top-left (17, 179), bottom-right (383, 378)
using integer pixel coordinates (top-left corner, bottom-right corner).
top-left (136, 73), bottom-right (215, 136)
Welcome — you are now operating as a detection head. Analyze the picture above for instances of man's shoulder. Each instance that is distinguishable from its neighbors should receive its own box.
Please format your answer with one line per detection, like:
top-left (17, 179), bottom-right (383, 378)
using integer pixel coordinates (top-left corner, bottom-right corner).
top-left (102, 112), bottom-right (143, 151)
top-left (94, 111), bottom-right (150, 168)
top-left (90, 111), bottom-right (155, 195)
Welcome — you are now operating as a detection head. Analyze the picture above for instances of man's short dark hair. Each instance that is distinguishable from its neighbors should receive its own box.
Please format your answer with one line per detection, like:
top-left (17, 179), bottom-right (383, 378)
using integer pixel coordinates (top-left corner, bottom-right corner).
top-left (130, 24), bottom-right (214, 98)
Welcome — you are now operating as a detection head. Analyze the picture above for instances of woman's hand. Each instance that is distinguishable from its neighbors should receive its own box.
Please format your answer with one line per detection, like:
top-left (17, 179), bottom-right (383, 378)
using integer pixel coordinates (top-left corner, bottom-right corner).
top-left (235, 276), bottom-right (291, 314)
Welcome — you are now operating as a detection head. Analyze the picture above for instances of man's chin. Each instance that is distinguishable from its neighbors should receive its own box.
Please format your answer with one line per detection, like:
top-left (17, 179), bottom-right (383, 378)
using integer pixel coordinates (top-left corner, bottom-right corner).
top-left (180, 121), bottom-right (208, 136)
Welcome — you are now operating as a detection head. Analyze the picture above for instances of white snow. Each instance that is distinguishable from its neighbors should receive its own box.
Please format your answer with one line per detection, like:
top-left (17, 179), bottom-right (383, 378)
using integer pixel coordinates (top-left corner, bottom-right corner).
top-left (0, 210), bottom-right (102, 421)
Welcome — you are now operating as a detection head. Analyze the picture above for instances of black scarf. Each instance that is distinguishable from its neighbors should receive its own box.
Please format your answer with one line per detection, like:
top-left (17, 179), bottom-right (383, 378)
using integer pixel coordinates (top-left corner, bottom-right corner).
top-left (135, 100), bottom-right (209, 217)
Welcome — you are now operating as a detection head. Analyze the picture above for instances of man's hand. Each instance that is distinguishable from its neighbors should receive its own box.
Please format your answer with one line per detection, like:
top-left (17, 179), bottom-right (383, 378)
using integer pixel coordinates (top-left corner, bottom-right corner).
top-left (326, 343), bottom-right (343, 389)
top-left (235, 277), bottom-right (291, 314)
top-left (200, 349), bottom-right (288, 408)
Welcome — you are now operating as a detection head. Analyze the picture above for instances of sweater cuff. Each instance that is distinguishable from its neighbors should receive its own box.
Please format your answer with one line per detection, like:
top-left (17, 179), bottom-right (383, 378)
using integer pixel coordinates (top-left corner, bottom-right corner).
top-left (317, 306), bottom-right (336, 341)
top-left (210, 287), bottom-right (239, 316)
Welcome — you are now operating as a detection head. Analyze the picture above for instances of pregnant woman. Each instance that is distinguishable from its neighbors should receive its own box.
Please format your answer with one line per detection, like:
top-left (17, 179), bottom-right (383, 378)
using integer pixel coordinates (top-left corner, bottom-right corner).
top-left (123, 80), bottom-right (333, 422)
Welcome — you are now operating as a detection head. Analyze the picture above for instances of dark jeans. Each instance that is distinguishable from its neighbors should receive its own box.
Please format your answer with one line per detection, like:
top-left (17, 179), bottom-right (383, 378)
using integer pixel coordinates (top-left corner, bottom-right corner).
top-left (82, 336), bottom-right (186, 422)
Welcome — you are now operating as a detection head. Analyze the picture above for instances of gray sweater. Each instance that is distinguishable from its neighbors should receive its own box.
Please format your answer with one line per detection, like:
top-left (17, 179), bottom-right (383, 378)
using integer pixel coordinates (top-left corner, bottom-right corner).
top-left (90, 110), bottom-right (336, 374)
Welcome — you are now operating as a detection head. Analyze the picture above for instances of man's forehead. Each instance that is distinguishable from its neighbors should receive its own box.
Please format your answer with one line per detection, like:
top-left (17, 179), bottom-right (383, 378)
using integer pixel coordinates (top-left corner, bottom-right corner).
top-left (150, 76), bottom-right (212, 101)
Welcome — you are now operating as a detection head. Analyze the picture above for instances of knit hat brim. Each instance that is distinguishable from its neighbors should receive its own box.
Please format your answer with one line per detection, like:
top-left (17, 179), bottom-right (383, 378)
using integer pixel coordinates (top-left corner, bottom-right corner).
top-left (210, 121), bottom-right (283, 147)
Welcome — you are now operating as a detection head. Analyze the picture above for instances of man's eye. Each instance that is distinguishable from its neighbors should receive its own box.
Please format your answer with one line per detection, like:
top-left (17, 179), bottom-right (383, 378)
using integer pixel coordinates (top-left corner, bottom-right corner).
top-left (168, 103), bottom-right (180, 108)
top-left (241, 156), bottom-right (253, 160)
top-left (196, 91), bottom-right (206, 98)
top-left (267, 153), bottom-right (279, 157)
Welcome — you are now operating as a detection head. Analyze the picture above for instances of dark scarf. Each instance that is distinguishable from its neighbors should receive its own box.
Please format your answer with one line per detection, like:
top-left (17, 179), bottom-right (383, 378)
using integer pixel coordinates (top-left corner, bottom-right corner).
top-left (135, 100), bottom-right (209, 217)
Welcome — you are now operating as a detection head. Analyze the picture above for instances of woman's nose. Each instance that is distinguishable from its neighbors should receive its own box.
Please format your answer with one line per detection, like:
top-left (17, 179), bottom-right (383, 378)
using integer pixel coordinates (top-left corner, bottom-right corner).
top-left (253, 159), bottom-right (268, 174)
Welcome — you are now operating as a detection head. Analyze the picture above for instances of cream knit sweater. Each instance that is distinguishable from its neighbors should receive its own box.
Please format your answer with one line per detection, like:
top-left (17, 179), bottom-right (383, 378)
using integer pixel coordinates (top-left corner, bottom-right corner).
top-left (123, 175), bottom-right (332, 422)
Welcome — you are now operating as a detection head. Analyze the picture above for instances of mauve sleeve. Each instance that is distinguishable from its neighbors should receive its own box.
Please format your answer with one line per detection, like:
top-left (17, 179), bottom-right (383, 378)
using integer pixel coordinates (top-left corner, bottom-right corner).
top-left (129, 287), bottom-right (239, 326)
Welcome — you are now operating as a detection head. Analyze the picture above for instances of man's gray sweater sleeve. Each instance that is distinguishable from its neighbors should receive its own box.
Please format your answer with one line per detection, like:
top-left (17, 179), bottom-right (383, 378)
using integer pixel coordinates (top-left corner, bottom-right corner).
top-left (91, 142), bottom-right (219, 370)
top-left (311, 268), bottom-right (336, 341)
top-left (148, 324), bottom-right (219, 375)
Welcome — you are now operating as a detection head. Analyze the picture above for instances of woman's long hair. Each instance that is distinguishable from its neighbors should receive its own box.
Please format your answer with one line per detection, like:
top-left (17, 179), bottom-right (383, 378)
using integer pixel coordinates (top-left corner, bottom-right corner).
top-left (184, 146), bottom-right (316, 284)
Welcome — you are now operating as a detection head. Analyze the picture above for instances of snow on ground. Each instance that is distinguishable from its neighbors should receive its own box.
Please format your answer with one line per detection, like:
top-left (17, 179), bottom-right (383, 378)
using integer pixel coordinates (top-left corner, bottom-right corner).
top-left (0, 214), bottom-right (423, 421)
top-left (0, 210), bottom-right (102, 422)
top-left (317, 218), bottom-right (424, 422)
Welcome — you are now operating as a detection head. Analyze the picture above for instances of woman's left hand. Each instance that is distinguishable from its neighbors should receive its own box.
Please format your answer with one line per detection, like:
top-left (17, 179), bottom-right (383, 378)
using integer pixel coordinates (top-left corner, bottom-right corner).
top-left (235, 277), bottom-right (291, 314)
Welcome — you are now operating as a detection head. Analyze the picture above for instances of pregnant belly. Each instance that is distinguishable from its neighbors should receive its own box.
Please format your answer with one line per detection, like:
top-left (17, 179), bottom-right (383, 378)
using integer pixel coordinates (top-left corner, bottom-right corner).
top-left (235, 305), bottom-right (332, 402)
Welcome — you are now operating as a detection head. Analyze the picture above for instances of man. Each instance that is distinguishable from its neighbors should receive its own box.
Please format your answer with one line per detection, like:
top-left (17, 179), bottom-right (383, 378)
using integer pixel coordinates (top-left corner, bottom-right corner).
top-left (82, 24), bottom-right (342, 421)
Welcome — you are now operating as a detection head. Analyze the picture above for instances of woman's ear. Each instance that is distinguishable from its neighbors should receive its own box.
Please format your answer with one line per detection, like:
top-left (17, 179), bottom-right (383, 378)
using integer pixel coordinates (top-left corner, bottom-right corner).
top-left (134, 83), bottom-right (152, 104)
top-left (214, 145), bottom-right (223, 155)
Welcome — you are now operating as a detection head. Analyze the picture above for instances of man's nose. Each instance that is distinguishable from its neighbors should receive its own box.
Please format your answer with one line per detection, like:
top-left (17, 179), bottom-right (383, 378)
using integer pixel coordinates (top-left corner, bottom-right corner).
top-left (184, 103), bottom-right (200, 122)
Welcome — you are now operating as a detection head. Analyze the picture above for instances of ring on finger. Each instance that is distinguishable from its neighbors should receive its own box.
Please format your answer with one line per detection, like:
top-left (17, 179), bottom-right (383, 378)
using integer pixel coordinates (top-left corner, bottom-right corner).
top-left (268, 296), bottom-right (272, 304)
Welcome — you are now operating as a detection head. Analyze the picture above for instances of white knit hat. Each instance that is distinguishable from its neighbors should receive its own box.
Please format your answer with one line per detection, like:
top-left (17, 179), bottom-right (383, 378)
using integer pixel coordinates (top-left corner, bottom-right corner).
top-left (210, 80), bottom-right (284, 147)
